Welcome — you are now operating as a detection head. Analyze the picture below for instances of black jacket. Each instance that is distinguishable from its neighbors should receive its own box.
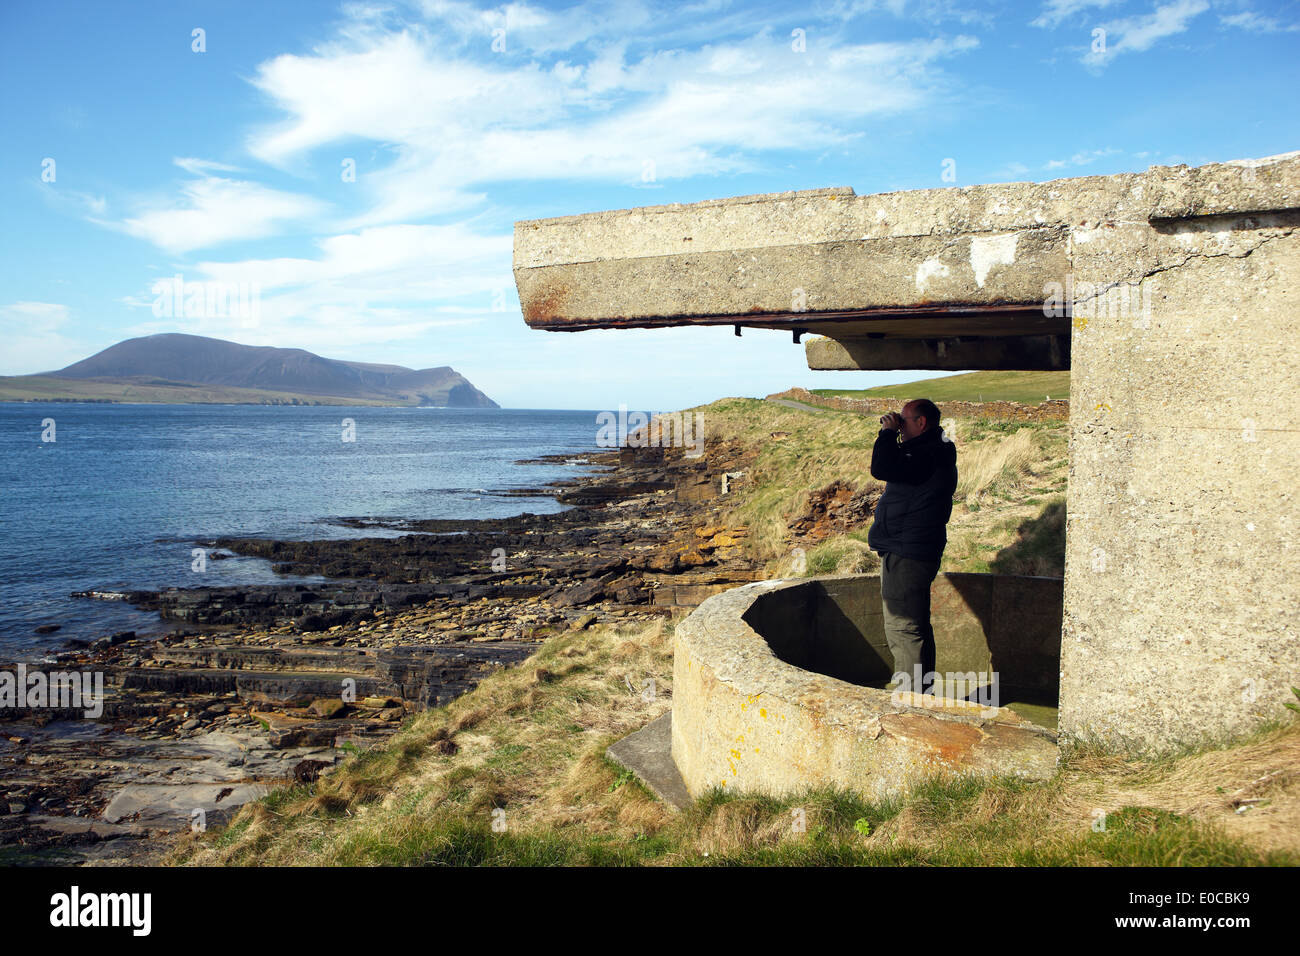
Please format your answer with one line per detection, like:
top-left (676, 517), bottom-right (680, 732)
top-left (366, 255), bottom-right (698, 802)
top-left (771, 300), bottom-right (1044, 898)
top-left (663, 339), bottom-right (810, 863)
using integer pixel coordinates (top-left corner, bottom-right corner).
top-left (866, 425), bottom-right (958, 562)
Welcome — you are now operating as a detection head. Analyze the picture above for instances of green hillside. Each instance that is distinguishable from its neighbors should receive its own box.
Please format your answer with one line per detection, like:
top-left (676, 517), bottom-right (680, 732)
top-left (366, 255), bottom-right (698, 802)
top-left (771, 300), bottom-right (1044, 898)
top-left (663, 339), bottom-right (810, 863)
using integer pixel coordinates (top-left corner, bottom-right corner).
top-left (0, 374), bottom-right (395, 406)
top-left (812, 370), bottom-right (1069, 404)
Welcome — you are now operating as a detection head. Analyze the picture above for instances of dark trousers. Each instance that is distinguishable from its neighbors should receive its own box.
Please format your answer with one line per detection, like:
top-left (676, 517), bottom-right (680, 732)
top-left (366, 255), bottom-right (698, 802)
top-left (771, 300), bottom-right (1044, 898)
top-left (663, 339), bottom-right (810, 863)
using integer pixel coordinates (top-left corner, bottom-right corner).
top-left (880, 551), bottom-right (941, 694)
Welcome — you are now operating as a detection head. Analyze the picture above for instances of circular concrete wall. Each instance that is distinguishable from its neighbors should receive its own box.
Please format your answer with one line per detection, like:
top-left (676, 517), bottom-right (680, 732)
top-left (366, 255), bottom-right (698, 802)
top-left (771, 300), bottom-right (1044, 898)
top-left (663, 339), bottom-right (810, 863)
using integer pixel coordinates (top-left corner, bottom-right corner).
top-left (670, 576), bottom-right (1058, 801)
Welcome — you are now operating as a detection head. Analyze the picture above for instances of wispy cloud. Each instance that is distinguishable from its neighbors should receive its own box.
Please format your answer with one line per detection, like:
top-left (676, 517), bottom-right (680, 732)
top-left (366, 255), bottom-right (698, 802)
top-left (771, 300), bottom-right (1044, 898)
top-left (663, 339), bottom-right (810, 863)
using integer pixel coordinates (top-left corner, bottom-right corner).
top-left (1220, 9), bottom-right (1300, 33)
top-left (246, 7), bottom-right (979, 226)
top-left (1, 301), bottom-right (70, 328)
top-left (0, 301), bottom-right (81, 376)
top-left (822, 0), bottom-right (995, 26)
top-left (1082, 0), bottom-right (1209, 69)
top-left (1031, 0), bottom-right (1124, 29)
top-left (117, 159), bottom-right (325, 254)
top-left (173, 157), bottom-right (244, 175)
top-left (994, 160), bottom-right (1030, 178)
top-left (121, 222), bottom-right (511, 353)
top-left (1043, 146), bottom-right (1121, 169)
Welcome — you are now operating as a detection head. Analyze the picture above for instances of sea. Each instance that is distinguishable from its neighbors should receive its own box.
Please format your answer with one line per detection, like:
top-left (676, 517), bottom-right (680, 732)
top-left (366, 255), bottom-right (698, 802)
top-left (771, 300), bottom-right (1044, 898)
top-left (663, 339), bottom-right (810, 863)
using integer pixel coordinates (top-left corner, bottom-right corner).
top-left (0, 404), bottom-right (604, 660)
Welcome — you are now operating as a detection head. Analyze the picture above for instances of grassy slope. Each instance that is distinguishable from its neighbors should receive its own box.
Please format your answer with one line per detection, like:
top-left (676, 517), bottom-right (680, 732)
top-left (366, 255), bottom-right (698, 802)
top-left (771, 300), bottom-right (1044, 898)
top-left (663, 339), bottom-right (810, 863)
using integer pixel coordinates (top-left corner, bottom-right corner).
top-left (0, 374), bottom-right (399, 406)
top-left (170, 395), bottom-right (1298, 866)
top-left (811, 369), bottom-right (1071, 404)
top-left (698, 397), bottom-right (1068, 577)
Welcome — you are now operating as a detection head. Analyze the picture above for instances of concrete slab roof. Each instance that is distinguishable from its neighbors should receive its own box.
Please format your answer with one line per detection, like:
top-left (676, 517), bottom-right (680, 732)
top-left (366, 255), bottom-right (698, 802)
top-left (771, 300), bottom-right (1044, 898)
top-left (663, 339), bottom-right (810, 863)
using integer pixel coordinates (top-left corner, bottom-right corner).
top-left (513, 152), bottom-right (1299, 370)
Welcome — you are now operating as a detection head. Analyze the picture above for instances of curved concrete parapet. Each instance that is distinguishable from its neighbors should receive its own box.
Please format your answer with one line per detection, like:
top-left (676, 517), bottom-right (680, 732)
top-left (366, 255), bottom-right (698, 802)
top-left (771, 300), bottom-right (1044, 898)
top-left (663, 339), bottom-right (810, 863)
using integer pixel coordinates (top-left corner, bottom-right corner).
top-left (671, 576), bottom-right (1060, 802)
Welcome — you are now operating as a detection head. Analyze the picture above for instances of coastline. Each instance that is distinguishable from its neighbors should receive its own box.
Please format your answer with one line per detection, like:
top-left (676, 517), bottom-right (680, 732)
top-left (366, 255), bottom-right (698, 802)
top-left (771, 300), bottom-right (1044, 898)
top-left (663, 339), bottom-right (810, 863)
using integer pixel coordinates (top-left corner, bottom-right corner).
top-left (0, 436), bottom-right (761, 864)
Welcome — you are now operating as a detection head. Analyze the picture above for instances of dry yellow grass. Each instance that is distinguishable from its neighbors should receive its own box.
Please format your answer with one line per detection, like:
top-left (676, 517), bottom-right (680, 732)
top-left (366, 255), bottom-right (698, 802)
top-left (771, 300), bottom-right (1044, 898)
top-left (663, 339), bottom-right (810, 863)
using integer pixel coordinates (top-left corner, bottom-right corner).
top-left (174, 616), bottom-right (681, 866)
top-left (694, 398), bottom-right (1068, 575)
top-left (953, 425), bottom-right (1040, 503)
top-left (1055, 725), bottom-right (1300, 856)
top-left (863, 722), bottom-right (1300, 861)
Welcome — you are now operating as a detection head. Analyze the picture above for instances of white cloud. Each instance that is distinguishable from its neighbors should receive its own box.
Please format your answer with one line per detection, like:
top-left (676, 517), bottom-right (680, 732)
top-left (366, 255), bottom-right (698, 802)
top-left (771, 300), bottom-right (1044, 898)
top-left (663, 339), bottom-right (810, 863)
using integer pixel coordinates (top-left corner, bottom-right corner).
top-left (1031, 0), bottom-right (1123, 29)
top-left (173, 157), bottom-right (243, 175)
top-left (0, 301), bottom-right (82, 375)
top-left (821, 0), bottom-right (916, 18)
top-left (41, 185), bottom-right (108, 219)
top-left (245, 12), bottom-right (979, 226)
top-left (824, 0), bottom-right (992, 26)
top-left (0, 301), bottom-right (70, 328)
top-left (469, 0), bottom-right (655, 53)
top-left (119, 160), bottom-right (325, 253)
top-left (1083, 0), bottom-right (1209, 69)
top-left (195, 222), bottom-right (510, 291)
top-left (1043, 146), bottom-right (1120, 169)
top-left (120, 222), bottom-right (512, 354)
top-left (1220, 10), bottom-right (1300, 33)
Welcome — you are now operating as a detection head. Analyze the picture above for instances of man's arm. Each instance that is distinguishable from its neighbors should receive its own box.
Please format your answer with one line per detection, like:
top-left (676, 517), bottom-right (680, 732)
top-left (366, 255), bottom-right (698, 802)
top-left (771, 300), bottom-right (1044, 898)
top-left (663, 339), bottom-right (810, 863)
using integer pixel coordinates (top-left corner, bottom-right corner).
top-left (870, 428), bottom-right (941, 484)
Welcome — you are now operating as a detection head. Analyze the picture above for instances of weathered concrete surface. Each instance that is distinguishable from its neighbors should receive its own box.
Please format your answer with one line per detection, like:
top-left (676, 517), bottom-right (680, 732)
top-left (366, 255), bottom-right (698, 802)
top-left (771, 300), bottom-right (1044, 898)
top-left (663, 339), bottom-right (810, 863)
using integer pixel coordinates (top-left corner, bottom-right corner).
top-left (1060, 198), bottom-right (1300, 753)
top-left (606, 712), bottom-right (692, 811)
top-left (671, 579), bottom-right (1058, 802)
top-left (513, 154), bottom-right (1299, 349)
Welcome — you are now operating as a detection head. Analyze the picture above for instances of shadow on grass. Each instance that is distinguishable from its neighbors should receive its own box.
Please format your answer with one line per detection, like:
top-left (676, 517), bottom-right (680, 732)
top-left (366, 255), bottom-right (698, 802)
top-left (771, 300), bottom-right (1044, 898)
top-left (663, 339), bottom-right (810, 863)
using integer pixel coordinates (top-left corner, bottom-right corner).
top-left (991, 498), bottom-right (1064, 576)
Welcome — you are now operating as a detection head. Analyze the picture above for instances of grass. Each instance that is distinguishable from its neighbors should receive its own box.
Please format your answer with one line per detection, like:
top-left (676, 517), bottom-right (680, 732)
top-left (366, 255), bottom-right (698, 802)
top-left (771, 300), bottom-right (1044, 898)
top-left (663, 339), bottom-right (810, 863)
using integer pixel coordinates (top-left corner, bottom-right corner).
top-left (810, 369), bottom-right (1070, 405)
top-left (0, 373), bottom-right (398, 406)
top-left (803, 533), bottom-right (879, 576)
top-left (169, 610), bottom-right (1300, 866)
top-left (688, 398), bottom-right (882, 563)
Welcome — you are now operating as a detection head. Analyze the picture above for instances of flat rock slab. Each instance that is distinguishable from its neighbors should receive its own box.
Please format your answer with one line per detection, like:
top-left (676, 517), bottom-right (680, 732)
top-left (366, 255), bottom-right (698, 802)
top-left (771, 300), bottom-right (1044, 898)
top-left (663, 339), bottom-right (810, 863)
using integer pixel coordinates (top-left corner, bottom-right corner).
top-left (606, 712), bottom-right (692, 811)
top-left (101, 782), bottom-right (273, 827)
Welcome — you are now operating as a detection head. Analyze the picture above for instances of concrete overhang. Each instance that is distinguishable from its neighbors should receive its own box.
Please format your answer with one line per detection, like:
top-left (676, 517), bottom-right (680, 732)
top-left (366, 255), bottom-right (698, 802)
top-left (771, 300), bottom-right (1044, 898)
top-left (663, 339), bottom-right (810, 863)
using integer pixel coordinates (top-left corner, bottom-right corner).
top-left (513, 152), bottom-right (1300, 370)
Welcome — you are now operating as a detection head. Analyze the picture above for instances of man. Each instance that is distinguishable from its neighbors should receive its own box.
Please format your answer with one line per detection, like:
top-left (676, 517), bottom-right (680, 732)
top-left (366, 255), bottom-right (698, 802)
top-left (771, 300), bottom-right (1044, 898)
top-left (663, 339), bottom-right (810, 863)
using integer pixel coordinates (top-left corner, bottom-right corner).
top-left (866, 399), bottom-right (958, 696)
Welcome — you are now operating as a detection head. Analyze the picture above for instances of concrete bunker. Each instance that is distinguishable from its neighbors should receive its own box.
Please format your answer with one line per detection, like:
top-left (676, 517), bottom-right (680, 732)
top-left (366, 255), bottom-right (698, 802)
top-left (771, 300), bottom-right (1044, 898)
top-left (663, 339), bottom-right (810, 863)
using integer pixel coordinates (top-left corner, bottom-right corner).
top-left (518, 152), bottom-right (1300, 803)
top-left (670, 577), bottom-right (1059, 802)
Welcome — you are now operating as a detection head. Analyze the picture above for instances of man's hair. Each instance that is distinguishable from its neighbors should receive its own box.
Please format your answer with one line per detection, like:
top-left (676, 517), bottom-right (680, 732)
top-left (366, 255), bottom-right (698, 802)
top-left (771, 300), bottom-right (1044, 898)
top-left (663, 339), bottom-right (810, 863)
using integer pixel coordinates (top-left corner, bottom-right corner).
top-left (908, 398), bottom-right (941, 430)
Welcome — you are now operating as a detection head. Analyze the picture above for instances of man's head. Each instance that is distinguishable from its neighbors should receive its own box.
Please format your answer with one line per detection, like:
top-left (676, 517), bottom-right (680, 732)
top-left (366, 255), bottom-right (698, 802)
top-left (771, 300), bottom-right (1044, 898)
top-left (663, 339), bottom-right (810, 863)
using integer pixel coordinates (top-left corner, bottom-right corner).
top-left (900, 398), bottom-right (940, 441)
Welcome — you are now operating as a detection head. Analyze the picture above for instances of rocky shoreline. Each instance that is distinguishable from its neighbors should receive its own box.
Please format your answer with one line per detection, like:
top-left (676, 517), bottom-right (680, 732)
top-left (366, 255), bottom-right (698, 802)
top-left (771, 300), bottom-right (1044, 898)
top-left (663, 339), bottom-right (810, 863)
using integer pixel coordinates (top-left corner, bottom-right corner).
top-left (0, 438), bottom-right (763, 864)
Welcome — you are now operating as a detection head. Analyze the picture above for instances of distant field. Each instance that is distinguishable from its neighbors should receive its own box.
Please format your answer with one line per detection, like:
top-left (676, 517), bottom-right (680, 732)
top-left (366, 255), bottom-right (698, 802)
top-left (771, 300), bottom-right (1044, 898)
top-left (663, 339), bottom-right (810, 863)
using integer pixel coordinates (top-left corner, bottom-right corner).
top-left (811, 370), bottom-right (1070, 404)
top-left (0, 375), bottom-right (396, 406)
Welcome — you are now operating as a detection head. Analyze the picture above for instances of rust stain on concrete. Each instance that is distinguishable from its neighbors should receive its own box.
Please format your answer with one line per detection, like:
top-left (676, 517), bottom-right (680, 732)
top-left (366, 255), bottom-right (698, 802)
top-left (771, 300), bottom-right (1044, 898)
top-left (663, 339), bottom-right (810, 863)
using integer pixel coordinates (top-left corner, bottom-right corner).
top-left (522, 281), bottom-right (570, 326)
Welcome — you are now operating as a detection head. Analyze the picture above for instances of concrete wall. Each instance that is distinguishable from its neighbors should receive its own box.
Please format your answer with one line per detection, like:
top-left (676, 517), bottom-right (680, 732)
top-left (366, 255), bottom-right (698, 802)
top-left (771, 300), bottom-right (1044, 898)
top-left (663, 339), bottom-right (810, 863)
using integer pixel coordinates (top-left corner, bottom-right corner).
top-left (671, 576), bottom-right (1059, 801)
top-left (1061, 195), bottom-right (1300, 752)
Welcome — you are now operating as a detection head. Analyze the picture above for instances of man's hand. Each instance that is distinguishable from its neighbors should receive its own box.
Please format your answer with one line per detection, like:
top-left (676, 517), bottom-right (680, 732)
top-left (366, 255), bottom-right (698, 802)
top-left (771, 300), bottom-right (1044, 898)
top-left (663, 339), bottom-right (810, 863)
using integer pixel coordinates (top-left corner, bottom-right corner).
top-left (879, 412), bottom-right (902, 431)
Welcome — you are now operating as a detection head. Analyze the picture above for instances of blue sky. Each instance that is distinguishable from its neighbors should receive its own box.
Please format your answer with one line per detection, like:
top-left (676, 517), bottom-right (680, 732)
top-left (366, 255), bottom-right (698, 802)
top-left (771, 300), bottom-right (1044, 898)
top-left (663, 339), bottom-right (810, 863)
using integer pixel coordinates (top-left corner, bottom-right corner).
top-left (1, 0), bottom-right (1297, 409)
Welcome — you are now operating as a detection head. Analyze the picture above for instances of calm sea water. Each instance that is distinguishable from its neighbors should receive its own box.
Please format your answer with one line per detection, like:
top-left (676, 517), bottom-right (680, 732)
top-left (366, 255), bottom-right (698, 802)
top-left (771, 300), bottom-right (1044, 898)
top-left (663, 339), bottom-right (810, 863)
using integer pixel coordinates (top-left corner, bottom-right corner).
top-left (0, 404), bottom-right (602, 658)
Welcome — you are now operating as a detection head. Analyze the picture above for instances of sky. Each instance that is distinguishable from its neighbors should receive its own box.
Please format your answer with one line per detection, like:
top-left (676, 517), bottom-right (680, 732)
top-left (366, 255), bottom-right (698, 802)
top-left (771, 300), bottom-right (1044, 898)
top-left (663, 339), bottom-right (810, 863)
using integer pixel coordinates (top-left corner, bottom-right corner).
top-left (1, 0), bottom-right (1297, 410)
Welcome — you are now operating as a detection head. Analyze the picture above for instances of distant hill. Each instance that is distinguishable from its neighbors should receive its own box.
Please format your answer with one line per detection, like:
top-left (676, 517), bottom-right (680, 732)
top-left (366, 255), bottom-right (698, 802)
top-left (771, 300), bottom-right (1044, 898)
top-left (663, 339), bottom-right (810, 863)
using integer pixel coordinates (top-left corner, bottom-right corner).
top-left (1, 334), bottom-right (498, 407)
top-left (812, 370), bottom-right (1069, 405)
